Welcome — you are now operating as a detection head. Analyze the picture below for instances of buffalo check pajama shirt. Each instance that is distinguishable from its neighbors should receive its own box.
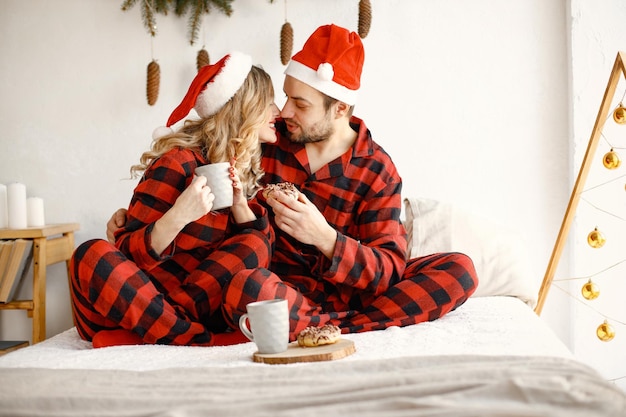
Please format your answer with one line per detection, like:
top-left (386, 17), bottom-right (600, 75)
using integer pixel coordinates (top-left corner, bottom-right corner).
top-left (70, 117), bottom-right (477, 345)
top-left (222, 117), bottom-right (478, 339)
top-left (69, 148), bottom-right (274, 345)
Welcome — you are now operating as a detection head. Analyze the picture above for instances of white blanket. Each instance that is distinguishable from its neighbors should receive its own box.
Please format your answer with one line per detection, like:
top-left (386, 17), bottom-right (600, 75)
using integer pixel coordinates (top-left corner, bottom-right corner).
top-left (1, 297), bottom-right (625, 417)
top-left (0, 297), bottom-right (571, 371)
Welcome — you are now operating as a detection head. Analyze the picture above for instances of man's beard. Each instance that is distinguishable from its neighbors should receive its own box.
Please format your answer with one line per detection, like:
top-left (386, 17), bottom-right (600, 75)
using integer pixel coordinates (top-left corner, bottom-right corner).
top-left (284, 113), bottom-right (334, 144)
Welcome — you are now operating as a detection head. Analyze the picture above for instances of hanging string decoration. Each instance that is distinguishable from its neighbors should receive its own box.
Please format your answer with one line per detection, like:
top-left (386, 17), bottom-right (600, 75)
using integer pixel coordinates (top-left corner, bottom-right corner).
top-left (279, 0), bottom-right (293, 65)
top-left (121, 0), bottom-right (237, 104)
top-left (147, 59), bottom-right (160, 106)
top-left (195, 14), bottom-right (210, 71)
top-left (535, 52), bottom-right (626, 386)
top-left (552, 91), bottom-right (626, 342)
top-left (558, 91), bottom-right (626, 343)
top-left (358, 0), bottom-right (372, 38)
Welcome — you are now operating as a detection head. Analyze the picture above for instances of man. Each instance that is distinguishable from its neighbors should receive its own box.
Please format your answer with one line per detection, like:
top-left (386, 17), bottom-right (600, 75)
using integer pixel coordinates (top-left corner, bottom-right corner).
top-left (109, 24), bottom-right (478, 339)
top-left (220, 24), bottom-right (477, 335)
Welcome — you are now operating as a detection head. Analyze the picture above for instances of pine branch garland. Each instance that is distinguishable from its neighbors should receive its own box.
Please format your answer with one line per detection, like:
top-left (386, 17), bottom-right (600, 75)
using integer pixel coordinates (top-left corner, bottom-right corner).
top-left (174, 0), bottom-right (234, 45)
top-left (187, 3), bottom-right (204, 45)
top-left (122, 0), bottom-right (171, 36)
top-left (122, 0), bottom-right (234, 43)
top-left (141, 1), bottom-right (158, 37)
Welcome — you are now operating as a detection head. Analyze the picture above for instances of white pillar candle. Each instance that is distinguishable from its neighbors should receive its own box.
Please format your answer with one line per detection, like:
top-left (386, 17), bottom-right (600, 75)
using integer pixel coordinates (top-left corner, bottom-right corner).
top-left (0, 184), bottom-right (8, 228)
top-left (27, 197), bottom-right (45, 227)
top-left (7, 182), bottom-right (27, 229)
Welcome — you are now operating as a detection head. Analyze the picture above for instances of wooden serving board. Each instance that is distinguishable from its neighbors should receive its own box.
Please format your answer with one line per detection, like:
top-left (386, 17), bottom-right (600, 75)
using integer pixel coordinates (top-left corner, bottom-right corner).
top-left (253, 338), bottom-right (355, 364)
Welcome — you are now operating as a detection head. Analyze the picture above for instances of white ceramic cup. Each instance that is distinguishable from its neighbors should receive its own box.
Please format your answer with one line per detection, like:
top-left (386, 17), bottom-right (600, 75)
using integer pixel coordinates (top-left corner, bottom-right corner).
top-left (239, 299), bottom-right (289, 354)
top-left (194, 162), bottom-right (233, 211)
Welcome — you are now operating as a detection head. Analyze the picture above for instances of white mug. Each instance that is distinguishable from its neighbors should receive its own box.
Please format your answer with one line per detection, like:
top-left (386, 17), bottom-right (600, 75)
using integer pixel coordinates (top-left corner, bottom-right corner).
top-left (194, 162), bottom-right (233, 211)
top-left (239, 299), bottom-right (289, 354)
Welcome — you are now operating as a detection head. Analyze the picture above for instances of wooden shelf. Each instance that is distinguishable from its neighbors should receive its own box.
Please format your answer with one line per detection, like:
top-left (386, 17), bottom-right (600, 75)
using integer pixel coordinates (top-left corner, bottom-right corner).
top-left (0, 340), bottom-right (29, 356)
top-left (0, 223), bottom-right (79, 345)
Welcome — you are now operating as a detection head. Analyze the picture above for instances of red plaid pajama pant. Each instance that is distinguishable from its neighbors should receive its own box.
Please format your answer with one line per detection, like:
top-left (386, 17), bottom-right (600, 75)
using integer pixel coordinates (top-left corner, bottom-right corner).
top-left (222, 252), bottom-right (478, 340)
top-left (69, 229), bottom-right (271, 346)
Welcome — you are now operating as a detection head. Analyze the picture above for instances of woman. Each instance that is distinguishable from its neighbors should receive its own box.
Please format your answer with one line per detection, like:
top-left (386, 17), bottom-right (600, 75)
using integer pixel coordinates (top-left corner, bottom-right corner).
top-left (70, 52), bottom-right (280, 347)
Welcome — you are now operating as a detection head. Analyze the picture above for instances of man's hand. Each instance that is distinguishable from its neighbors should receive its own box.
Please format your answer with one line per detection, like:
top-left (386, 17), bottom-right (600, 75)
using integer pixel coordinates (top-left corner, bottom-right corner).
top-left (267, 191), bottom-right (337, 259)
top-left (106, 208), bottom-right (128, 244)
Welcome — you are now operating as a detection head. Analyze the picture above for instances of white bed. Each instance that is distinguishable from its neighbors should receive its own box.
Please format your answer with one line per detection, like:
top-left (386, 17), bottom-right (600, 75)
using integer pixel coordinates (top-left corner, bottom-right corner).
top-left (0, 198), bottom-right (624, 417)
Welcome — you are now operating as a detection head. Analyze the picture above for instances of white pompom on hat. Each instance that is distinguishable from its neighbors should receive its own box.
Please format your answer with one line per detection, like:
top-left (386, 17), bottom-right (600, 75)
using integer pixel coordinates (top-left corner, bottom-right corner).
top-left (153, 52), bottom-right (252, 138)
top-left (284, 24), bottom-right (364, 106)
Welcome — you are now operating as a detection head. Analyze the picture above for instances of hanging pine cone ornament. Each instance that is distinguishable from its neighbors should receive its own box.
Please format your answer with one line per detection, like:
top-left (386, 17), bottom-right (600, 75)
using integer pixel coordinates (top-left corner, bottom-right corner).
top-left (147, 60), bottom-right (160, 106)
top-left (358, 0), bottom-right (372, 38)
top-left (280, 22), bottom-right (293, 65)
top-left (197, 48), bottom-right (210, 71)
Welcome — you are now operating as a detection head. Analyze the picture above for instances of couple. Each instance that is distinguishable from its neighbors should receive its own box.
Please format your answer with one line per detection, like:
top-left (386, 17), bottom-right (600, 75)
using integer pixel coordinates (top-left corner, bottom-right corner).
top-left (70, 24), bottom-right (478, 348)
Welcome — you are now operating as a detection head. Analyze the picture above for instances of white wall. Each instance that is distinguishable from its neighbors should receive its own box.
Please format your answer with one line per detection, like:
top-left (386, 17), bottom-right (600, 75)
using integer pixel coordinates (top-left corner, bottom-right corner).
top-left (0, 0), bottom-right (621, 387)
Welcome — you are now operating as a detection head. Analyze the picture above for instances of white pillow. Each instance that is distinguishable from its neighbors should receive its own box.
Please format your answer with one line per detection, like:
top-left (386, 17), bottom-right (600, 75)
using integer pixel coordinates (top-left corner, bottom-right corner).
top-left (404, 197), bottom-right (537, 307)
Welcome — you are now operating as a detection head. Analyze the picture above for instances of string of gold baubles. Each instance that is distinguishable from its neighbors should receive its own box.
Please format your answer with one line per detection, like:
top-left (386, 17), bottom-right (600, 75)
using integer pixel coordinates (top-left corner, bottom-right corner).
top-left (555, 100), bottom-right (626, 342)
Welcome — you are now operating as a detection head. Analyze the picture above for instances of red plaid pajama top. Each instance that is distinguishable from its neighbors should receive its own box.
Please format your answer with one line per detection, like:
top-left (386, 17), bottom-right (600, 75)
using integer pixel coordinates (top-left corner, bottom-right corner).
top-left (222, 117), bottom-right (478, 337)
top-left (69, 147), bottom-right (274, 345)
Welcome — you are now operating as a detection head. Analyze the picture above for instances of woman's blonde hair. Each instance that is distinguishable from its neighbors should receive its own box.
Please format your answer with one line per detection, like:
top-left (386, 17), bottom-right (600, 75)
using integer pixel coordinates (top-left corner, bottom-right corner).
top-left (130, 65), bottom-right (274, 198)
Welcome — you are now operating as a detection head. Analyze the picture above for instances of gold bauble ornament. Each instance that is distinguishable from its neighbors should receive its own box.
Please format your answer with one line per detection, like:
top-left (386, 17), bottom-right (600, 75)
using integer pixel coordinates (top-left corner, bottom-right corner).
top-left (587, 227), bottom-right (606, 248)
top-left (602, 149), bottom-right (621, 170)
top-left (613, 104), bottom-right (626, 124)
top-left (581, 280), bottom-right (600, 300)
top-left (596, 320), bottom-right (615, 342)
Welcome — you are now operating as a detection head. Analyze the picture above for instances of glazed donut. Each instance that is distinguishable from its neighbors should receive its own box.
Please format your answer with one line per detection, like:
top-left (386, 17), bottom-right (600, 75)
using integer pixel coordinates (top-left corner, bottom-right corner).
top-left (262, 182), bottom-right (299, 200)
top-left (297, 324), bottom-right (341, 347)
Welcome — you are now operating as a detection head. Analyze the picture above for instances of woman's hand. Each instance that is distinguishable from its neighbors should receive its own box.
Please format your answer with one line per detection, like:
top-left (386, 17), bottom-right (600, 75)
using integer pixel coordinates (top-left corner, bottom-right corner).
top-left (151, 175), bottom-right (214, 254)
top-left (229, 158), bottom-right (256, 224)
top-left (169, 175), bottom-right (215, 225)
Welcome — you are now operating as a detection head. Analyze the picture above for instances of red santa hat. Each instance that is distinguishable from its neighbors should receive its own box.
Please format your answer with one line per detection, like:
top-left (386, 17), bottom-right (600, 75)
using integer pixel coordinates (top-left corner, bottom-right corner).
top-left (284, 24), bottom-right (364, 106)
top-left (153, 51), bottom-right (252, 139)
